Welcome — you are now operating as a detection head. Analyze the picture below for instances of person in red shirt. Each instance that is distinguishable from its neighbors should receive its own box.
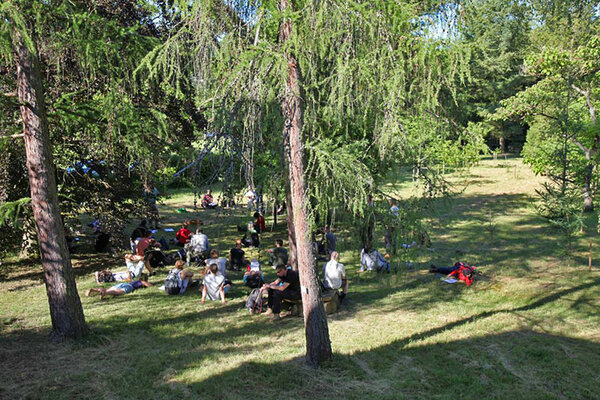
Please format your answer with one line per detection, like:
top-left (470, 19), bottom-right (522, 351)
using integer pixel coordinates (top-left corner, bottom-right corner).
top-left (136, 232), bottom-right (155, 256)
top-left (253, 212), bottom-right (266, 234)
top-left (175, 224), bottom-right (192, 246)
top-left (201, 189), bottom-right (217, 209)
top-left (429, 262), bottom-right (477, 286)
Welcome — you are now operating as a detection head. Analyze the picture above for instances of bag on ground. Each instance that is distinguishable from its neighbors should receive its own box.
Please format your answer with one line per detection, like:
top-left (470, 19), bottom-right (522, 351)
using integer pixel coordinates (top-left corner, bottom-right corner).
top-left (164, 269), bottom-right (181, 295)
top-left (245, 288), bottom-right (263, 313)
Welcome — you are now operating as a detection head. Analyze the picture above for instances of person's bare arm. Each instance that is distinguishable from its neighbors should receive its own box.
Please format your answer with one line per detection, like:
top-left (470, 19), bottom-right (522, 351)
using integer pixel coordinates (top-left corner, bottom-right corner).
top-left (201, 284), bottom-right (207, 304)
top-left (261, 278), bottom-right (281, 291)
top-left (265, 281), bottom-right (289, 292)
top-left (141, 281), bottom-right (152, 287)
top-left (219, 285), bottom-right (227, 304)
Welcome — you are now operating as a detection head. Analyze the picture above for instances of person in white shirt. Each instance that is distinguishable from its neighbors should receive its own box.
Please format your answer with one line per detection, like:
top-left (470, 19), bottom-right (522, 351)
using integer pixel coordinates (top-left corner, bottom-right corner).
top-left (322, 251), bottom-right (348, 301)
top-left (205, 249), bottom-right (227, 277)
top-left (201, 264), bottom-right (230, 305)
top-left (185, 228), bottom-right (209, 265)
top-left (244, 187), bottom-right (256, 210)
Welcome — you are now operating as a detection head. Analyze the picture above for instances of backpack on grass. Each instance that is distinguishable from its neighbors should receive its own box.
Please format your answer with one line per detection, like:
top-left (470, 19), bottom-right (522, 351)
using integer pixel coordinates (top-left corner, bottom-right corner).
top-left (164, 269), bottom-right (181, 295)
top-left (245, 288), bottom-right (264, 314)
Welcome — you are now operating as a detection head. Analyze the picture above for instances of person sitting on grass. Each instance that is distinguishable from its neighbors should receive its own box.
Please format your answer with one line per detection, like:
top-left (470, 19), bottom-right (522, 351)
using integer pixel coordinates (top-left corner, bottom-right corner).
top-left (243, 258), bottom-right (265, 288)
top-left (94, 254), bottom-right (147, 283)
top-left (429, 262), bottom-right (477, 287)
top-left (205, 249), bottom-right (227, 277)
top-left (186, 228), bottom-right (210, 265)
top-left (253, 212), bottom-right (266, 233)
top-left (261, 264), bottom-right (301, 321)
top-left (175, 224), bottom-right (192, 246)
top-left (229, 239), bottom-right (247, 271)
top-left (201, 263), bottom-right (230, 305)
top-left (136, 231), bottom-right (160, 256)
top-left (241, 223), bottom-right (260, 248)
top-left (201, 189), bottom-right (218, 209)
top-left (268, 239), bottom-right (289, 269)
top-left (130, 219), bottom-right (149, 253)
top-left (358, 246), bottom-right (390, 273)
top-left (322, 251), bottom-right (348, 302)
top-left (86, 278), bottom-right (152, 300)
top-left (165, 260), bottom-right (195, 295)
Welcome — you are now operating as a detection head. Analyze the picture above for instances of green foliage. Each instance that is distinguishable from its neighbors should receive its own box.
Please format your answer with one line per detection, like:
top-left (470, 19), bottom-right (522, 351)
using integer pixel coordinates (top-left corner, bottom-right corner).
top-left (453, 0), bottom-right (532, 151)
top-left (137, 0), bottom-right (481, 225)
top-left (0, 197), bottom-right (30, 227)
top-left (492, 1), bottom-right (599, 210)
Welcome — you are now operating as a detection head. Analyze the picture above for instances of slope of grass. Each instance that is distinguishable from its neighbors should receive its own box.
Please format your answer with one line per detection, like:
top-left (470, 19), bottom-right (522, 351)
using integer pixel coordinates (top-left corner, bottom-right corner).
top-left (1, 157), bottom-right (599, 400)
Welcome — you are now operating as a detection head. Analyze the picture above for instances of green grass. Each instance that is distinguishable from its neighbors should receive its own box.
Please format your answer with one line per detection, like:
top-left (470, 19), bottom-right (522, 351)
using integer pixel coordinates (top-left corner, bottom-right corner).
top-left (1, 158), bottom-right (600, 399)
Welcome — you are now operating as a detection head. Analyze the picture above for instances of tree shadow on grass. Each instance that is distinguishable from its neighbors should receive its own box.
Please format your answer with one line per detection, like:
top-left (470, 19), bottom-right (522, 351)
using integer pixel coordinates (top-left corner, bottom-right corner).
top-left (422, 192), bottom-right (570, 276)
top-left (185, 277), bottom-right (600, 399)
top-left (1, 276), bottom-right (599, 399)
top-left (186, 330), bottom-right (600, 399)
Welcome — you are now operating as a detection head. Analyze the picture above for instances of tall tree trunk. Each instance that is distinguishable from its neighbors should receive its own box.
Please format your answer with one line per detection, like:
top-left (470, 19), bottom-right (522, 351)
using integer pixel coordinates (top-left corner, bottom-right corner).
top-left (583, 161), bottom-right (594, 212)
top-left (272, 188), bottom-right (279, 230)
top-left (285, 173), bottom-right (298, 270)
top-left (20, 206), bottom-right (38, 259)
top-left (279, 0), bottom-right (333, 367)
top-left (499, 136), bottom-right (506, 153)
top-left (14, 29), bottom-right (87, 341)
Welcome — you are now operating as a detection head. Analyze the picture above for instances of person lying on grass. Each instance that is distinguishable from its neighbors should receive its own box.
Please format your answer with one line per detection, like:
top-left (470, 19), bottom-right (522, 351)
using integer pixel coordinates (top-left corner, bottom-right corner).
top-left (94, 254), bottom-right (148, 283)
top-left (429, 262), bottom-right (477, 286)
top-left (201, 263), bottom-right (231, 305)
top-left (86, 279), bottom-right (152, 300)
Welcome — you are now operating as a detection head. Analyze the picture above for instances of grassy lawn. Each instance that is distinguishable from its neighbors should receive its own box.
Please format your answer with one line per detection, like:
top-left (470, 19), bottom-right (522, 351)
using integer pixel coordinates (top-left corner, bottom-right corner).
top-left (1, 157), bottom-right (599, 400)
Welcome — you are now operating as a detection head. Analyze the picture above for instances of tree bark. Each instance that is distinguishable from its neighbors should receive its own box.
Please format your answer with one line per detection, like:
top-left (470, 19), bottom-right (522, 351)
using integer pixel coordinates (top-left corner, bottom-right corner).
top-left (285, 175), bottom-right (298, 270)
top-left (279, 0), bottom-right (332, 367)
top-left (583, 162), bottom-right (594, 212)
top-left (20, 207), bottom-right (38, 259)
top-left (14, 29), bottom-right (87, 341)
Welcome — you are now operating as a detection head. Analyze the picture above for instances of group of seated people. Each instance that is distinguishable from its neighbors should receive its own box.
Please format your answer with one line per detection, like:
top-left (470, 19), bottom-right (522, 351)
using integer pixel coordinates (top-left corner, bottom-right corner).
top-left (88, 217), bottom-right (352, 319)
